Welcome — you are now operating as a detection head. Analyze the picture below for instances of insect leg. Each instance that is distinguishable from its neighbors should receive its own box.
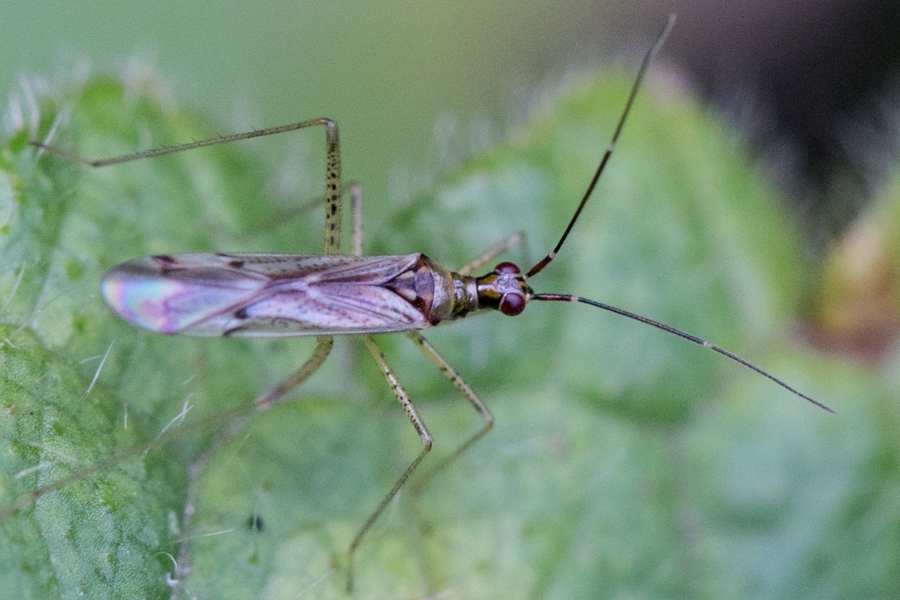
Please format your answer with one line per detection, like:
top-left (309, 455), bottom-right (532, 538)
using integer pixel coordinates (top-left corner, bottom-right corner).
top-left (349, 183), bottom-right (364, 257)
top-left (30, 118), bottom-right (343, 254)
top-left (166, 337), bottom-right (334, 590)
top-left (321, 120), bottom-right (343, 255)
top-left (350, 335), bottom-right (433, 592)
top-left (458, 232), bottom-right (526, 276)
top-left (404, 331), bottom-right (493, 487)
top-left (253, 336), bottom-right (334, 410)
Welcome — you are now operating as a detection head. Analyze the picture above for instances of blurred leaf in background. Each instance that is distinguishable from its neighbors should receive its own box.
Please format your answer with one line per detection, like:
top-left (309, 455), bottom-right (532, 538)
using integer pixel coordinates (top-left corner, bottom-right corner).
top-left (0, 59), bottom-right (897, 600)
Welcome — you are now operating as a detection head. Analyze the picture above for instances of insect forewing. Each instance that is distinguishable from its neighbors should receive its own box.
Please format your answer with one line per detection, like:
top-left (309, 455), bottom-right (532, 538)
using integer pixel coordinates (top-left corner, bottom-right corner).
top-left (102, 253), bottom-right (433, 337)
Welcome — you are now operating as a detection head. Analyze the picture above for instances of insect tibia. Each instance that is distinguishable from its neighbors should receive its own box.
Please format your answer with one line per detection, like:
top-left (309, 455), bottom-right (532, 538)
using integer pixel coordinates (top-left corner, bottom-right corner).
top-left (31, 117), bottom-right (340, 168)
top-left (28, 141), bottom-right (100, 167)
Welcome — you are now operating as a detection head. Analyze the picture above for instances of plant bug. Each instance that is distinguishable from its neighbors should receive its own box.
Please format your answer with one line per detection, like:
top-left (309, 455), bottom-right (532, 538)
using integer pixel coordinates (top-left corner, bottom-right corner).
top-left (28, 14), bottom-right (831, 591)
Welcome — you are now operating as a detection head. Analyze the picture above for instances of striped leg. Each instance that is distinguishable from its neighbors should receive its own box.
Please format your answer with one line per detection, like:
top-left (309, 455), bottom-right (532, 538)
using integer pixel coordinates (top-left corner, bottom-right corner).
top-left (405, 331), bottom-right (493, 487)
top-left (350, 335), bottom-right (433, 592)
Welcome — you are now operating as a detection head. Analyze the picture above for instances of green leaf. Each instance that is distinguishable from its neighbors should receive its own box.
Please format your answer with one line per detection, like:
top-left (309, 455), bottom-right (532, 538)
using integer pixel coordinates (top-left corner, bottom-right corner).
top-left (1, 66), bottom-right (894, 599)
top-left (0, 327), bottom-right (184, 598)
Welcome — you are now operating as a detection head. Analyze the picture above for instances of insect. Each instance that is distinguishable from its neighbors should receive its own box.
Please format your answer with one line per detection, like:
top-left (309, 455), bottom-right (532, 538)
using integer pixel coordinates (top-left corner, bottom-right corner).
top-left (29, 14), bottom-right (831, 591)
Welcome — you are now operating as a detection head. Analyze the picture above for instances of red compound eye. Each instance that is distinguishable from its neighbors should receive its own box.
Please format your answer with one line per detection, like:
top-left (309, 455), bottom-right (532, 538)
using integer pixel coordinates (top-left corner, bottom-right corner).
top-left (499, 292), bottom-right (526, 316)
top-left (494, 262), bottom-right (520, 275)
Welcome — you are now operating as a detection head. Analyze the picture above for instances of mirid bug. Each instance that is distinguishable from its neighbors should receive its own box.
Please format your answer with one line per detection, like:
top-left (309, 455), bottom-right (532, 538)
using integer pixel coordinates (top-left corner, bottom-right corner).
top-left (29, 14), bottom-right (831, 590)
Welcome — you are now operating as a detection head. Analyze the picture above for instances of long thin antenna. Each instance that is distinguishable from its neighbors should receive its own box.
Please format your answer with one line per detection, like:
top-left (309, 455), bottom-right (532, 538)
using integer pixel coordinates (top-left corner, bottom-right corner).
top-left (527, 14), bottom-right (676, 278)
top-left (533, 293), bottom-right (834, 412)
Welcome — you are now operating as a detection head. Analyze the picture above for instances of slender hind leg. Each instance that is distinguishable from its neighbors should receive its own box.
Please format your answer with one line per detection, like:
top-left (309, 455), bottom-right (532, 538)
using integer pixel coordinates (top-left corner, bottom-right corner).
top-left (405, 331), bottom-right (494, 489)
top-left (253, 337), bottom-right (334, 410)
top-left (349, 335), bottom-right (434, 592)
top-left (251, 116), bottom-right (343, 407)
top-left (32, 116), bottom-right (352, 588)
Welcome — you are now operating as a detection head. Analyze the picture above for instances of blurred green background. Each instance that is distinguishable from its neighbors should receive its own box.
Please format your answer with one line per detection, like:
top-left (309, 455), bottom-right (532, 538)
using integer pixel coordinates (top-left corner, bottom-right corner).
top-left (4, 0), bottom-right (900, 242)
top-left (4, 0), bottom-right (639, 240)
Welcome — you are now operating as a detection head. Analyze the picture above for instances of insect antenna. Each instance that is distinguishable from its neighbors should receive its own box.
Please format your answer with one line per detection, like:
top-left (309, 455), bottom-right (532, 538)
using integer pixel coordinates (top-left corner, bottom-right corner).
top-left (526, 14), bottom-right (676, 279)
top-left (522, 14), bottom-right (832, 413)
top-left (532, 293), bottom-right (834, 413)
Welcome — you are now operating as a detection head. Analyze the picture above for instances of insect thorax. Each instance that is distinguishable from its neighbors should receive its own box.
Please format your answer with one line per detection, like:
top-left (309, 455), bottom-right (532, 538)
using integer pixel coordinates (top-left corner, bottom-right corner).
top-left (390, 254), bottom-right (479, 326)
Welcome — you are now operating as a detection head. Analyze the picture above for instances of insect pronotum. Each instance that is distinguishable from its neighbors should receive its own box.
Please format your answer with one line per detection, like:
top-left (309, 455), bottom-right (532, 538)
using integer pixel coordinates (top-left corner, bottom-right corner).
top-left (29, 14), bottom-right (831, 591)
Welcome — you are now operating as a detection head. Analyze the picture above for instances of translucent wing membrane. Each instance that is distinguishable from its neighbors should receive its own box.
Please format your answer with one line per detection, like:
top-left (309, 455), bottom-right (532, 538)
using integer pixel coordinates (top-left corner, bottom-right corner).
top-left (102, 253), bottom-right (432, 336)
